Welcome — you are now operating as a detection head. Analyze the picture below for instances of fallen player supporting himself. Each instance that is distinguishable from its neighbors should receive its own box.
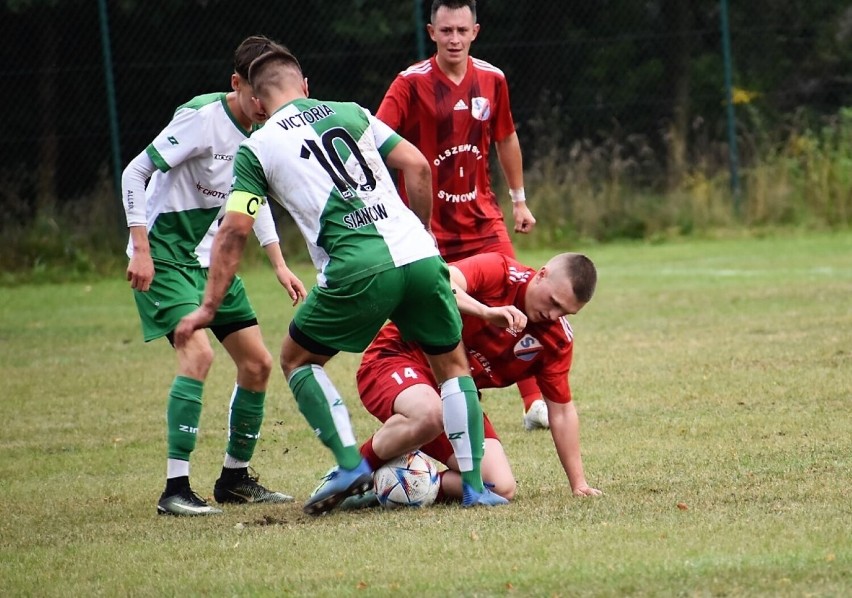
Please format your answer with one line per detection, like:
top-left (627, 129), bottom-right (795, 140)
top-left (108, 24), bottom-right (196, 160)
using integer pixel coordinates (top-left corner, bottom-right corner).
top-left (353, 251), bottom-right (603, 504)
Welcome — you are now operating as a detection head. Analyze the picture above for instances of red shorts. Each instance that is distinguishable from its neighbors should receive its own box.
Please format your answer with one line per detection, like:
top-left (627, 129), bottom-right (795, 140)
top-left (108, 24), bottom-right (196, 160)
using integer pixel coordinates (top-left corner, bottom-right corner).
top-left (356, 352), bottom-right (498, 466)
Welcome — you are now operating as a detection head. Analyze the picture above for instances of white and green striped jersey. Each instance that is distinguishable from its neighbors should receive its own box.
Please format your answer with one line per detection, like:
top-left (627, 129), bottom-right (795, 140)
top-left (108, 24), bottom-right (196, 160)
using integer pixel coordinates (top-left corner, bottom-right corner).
top-left (231, 98), bottom-right (438, 288)
top-left (128, 92), bottom-right (278, 268)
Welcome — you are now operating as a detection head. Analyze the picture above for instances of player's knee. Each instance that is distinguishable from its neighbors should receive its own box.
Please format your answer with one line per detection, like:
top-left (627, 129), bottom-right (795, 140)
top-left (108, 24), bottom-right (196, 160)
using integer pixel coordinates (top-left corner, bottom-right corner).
top-left (181, 344), bottom-right (215, 379)
top-left (491, 477), bottom-right (517, 501)
top-left (239, 348), bottom-right (273, 385)
top-left (420, 401), bottom-right (444, 439)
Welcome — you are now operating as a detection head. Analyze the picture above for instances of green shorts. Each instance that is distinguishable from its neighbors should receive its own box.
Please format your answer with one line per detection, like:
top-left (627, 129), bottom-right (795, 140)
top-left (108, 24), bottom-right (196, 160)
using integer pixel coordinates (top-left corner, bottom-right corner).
top-left (293, 256), bottom-right (461, 354)
top-left (132, 261), bottom-right (256, 342)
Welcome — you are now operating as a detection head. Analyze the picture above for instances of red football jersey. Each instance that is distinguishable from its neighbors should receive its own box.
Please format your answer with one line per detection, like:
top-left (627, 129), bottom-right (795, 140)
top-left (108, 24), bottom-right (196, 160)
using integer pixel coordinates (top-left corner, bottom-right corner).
top-left (377, 56), bottom-right (517, 257)
top-left (363, 253), bottom-right (575, 403)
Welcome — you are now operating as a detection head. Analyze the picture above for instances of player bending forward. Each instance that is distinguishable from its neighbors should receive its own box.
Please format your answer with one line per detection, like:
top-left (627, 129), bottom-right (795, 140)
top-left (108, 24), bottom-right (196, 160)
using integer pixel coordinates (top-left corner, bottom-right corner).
top-left (352, 252), bottom-right (602, 504)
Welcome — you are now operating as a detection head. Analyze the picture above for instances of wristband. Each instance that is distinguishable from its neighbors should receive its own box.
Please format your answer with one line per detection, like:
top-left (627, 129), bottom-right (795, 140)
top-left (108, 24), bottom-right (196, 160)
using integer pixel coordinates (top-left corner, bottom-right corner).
top-left (509, 188), bottom-right (526, 204)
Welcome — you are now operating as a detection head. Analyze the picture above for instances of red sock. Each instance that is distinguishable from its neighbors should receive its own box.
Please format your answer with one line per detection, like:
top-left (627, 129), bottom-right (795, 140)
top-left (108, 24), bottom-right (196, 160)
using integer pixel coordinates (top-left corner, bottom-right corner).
top-left (359, 436), bottom-right (386, 471)
top-left (518, 377), bottom-right (542, 411)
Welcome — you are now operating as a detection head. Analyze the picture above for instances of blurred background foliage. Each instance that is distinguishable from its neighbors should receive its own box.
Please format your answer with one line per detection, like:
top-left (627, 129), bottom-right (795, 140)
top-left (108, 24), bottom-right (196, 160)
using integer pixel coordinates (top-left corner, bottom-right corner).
top-left (1, 0), bottom-right (850, 281)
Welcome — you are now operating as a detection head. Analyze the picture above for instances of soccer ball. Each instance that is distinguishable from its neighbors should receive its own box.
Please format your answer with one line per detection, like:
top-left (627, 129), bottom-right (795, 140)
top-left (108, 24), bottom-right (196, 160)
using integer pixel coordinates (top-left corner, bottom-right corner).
top-left (373, 450), bottom-right (440, 509)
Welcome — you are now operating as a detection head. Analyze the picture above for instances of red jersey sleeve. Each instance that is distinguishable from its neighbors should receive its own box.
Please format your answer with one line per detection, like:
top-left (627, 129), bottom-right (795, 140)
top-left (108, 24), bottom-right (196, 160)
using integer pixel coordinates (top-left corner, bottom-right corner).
top-left (491, 73), bottom-right (515, 142)
top-left (376, 73), bottom-right (410, 131)
top-left (535, 324), bottom-right (573, 403)
top-left (452, 252), bottom-right (512, 302)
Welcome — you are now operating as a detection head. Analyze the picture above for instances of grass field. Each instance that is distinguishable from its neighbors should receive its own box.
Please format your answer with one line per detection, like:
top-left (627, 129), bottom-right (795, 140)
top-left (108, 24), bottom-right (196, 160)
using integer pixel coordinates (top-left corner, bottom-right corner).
top-left (1, 231), bottom-right (850, 597)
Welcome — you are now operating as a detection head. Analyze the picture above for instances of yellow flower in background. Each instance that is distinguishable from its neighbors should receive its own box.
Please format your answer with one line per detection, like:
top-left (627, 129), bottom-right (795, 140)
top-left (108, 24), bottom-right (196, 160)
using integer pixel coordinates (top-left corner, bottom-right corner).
top-left (731, 87), bottom-right (761, 104)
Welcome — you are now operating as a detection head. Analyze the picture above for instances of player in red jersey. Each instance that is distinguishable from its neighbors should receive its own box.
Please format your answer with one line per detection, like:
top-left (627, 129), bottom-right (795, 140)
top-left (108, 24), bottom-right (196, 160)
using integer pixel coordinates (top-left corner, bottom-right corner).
top-left (353, 252), bottom-right (602, 503)
top-left (377, 0), bottom-right (546, 430)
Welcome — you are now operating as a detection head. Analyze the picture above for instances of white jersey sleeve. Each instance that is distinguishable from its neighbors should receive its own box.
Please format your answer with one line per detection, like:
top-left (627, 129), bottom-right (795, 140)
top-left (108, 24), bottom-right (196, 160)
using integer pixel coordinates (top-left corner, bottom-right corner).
top-left (121, 150), bottom-right (156, 227)
top-left (145, 106), bottom-right (209, 172)
top-left (368, 113), bottom-right (403, 158)
top-left (252, 200), bottom-right (279, 247)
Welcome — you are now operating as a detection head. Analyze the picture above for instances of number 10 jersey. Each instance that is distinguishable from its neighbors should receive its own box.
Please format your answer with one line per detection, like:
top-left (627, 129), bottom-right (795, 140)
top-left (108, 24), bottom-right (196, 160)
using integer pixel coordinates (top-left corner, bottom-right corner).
top-left (231, 98), bottom-right (438, 288)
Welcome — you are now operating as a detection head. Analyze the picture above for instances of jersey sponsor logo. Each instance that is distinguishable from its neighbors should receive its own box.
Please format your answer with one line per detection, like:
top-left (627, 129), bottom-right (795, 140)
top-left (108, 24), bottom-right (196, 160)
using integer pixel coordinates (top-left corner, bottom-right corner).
top-left (343, 202), bottom-right (389, 229)
top-left (432, 143), bottom-right (482, 167)
top-left (514, 334), bottom-right (543, 362)
top-left (275, 103), bottom-right (336, 131)
top-left (471, 97), bottom-right (491, 121)
top-left (508, 266), bottom-right (532, 284)
top-left (195, 181), bottom-right (228, 200)
top-left (213, 153), bottom-right (233, 161)
top-left (454, 99), bottom-right (468, 111)
top-left (167, 136), bottom-right (179, 145)
top-left (468, 348), bottom-right (492, 375)
top-left (438, 187), bottom-right (477, 203)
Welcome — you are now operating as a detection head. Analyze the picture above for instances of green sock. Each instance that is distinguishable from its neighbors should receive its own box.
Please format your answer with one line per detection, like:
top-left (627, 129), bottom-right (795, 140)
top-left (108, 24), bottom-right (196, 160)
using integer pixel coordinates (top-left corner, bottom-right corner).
top-left (167, 376), bottom-right (203, 461)
top-left (441, 375), bottom-right (485, 492)
top-left (287, 364), bottom-right (361, 470)
top-left (226, 385), bottom-right (265, 462)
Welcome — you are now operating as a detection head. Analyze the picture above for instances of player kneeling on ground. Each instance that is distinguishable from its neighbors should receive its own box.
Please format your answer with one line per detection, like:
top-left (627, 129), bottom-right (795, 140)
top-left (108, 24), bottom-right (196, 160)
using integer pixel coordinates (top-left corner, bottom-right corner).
top-left (345, 252), bottom-right (602, 506)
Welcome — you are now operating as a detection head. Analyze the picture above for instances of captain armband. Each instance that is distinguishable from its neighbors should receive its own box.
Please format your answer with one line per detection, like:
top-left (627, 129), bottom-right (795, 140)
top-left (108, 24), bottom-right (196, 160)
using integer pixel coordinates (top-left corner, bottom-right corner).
top-left (509, 188), bottom-right (527, 204)
top-left (226, 190), bottom-right (265, 219)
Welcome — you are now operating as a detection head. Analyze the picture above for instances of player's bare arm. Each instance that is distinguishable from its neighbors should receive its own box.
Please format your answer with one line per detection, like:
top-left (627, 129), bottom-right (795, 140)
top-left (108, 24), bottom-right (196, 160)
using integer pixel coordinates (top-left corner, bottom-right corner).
top-left (385, 138), bottom-right (433, 230)
top-left (262, 243), bottom-right (307, 306)
top-left (495, 132), bottom-right (536, 234)
top-left (546, 398), bottom-right (602, 497)
top-left (173, 211), bottom-right (254, 348)
top-left (126, 225), bottom-right (154, 292)
top-left (448, 265), bottom-right (527, 333)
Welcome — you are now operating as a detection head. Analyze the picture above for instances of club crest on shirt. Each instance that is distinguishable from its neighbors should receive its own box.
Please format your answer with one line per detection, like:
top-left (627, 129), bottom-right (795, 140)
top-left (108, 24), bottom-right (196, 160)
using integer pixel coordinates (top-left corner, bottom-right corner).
top-left (514, 334), bottom-right (543, 362)
top-left (470, 97), bottom-right (491, 121)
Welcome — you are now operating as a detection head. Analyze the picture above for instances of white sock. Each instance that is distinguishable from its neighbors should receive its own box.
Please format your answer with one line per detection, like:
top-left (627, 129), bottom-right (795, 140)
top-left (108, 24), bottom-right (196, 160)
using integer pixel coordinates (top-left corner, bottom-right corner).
top-left (223, 454), bottom-right (249, 469)
top-left (167, 458), bottom-right (189, 479)
top-left (440, 377), bottom-right (473, 472)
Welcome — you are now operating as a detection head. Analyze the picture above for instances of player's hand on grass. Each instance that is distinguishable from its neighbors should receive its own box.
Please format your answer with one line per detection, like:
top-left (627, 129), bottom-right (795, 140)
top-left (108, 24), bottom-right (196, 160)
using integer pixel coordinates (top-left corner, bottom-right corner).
top-left (276, 266), bottom-right (308, 306)
top-left (173, 307), bottom-right (215, 348)
top-left (512, 202), bottom-right (536, 234)
top-left (572, 484), bottom-right (603, 497)
top-left (126, 252), bottom-right (155, 292)
top-left (484, 305), bottom-right (527, 334)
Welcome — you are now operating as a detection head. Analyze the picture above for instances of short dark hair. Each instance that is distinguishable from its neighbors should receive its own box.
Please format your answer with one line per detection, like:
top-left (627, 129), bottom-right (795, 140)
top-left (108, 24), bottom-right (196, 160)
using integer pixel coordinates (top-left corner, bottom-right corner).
top-left (431, 0), bottom-right (477, 23)
top-left (233, 35), bottom-right (290, 80)
top-left (553, 253), bottom-right (597, 303)
top-left (247, 48), bottom-right (303, 93)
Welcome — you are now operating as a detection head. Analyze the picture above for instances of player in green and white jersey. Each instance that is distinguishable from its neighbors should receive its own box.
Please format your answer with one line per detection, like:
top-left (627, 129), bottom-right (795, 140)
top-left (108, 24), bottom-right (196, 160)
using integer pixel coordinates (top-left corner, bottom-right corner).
top-left (121, 36), bottom-right (308, 517)
top-left (175, 48), bottom-right (509, 515)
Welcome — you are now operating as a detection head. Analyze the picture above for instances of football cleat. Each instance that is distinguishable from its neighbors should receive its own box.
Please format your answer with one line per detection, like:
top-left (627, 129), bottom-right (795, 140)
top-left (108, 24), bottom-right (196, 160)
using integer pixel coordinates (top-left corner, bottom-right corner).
top-left (461, 482), bottom-right (509, 507)
top-left (339, 489), bottom-right (380, 510)
top-left (213, 467), bottom-right (294, 504)
top-left (303, 459), bottom-right (373, 516)
top-left (523, 399), bottom-right (550, 431)
top-left (157, 487), bottom-right (223, 516)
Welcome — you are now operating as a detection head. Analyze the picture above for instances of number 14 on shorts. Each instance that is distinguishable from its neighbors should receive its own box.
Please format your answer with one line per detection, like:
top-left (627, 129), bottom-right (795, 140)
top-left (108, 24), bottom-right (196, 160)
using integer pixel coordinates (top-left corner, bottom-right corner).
top-left (390, 368), bottom-right (419, 385)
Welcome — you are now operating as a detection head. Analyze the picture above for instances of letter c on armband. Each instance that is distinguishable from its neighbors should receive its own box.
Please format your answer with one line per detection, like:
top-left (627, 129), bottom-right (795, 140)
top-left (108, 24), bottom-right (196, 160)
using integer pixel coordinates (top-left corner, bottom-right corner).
top-left (246, 197), bottom-right (259, 216)
top-left (225, 190), bottom-right (262, 219)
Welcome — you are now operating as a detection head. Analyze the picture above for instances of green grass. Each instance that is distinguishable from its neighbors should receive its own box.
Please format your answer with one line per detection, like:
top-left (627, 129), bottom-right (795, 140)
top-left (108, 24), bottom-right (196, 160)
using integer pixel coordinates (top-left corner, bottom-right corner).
top-left (1, 231), bottom-right (850, 596)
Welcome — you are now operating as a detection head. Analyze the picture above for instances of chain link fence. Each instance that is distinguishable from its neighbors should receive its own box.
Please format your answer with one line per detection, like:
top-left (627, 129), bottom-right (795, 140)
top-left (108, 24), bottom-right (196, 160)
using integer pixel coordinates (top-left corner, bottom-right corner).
top-left (1, 0), bottom-right (850, 250)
